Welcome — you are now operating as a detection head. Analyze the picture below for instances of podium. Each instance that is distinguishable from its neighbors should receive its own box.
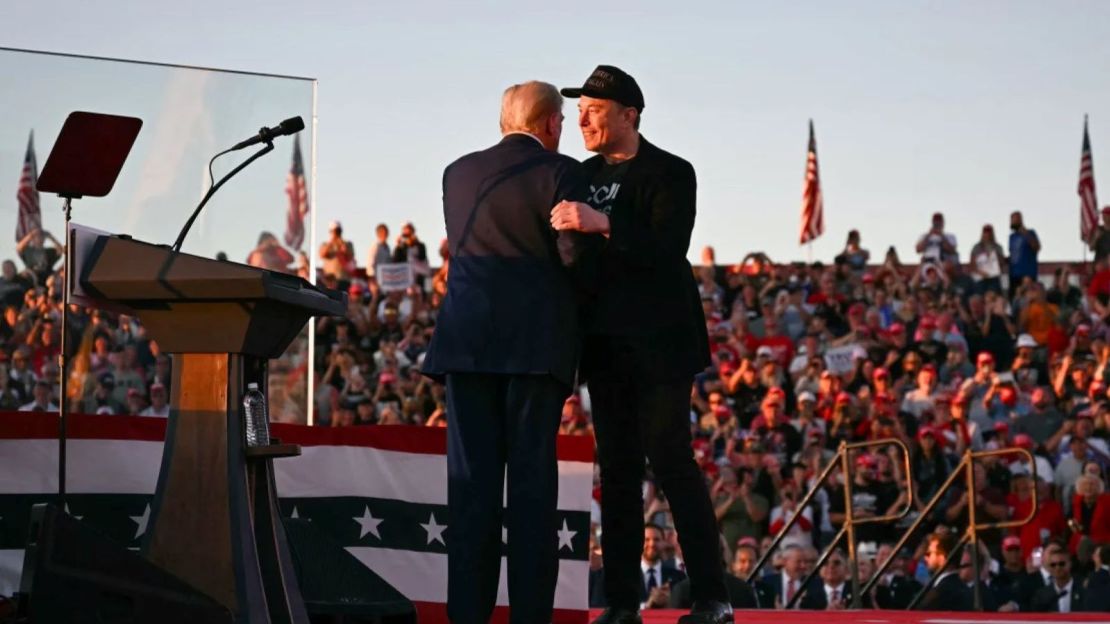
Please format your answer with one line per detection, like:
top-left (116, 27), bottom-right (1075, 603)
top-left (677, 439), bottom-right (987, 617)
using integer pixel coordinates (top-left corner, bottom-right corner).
top-left (77, 233), bottom-right (344, 623)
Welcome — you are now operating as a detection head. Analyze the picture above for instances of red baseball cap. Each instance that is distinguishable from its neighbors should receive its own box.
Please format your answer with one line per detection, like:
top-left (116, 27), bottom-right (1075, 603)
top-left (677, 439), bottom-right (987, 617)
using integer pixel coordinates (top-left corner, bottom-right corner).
top-left (719, 361), bottom-right (738, 377)
top-left (862, 273), bottom-right (876, 284)
top-left (917, 426), bottom-right (938, 441)
top-left (849, 302), bottom-right (867, 318)
top-left (919, 317), bottom-right (937, 330)
top-left (835, 392), bottom-right (853, 406)
top-left (856, 453), bottom-right (875, 468)
top-left (1012, 433), bottom-right (1034, 449)
top-left (874, 367), bottom-right (890, 380)
top-left (976, 352), bottom-right (995, 366)
top-left (1002, 536), bottom-right (1021, 550)
top-left (889, 322), bottom-right (906, 335)
top-left (999, 386), bottom-right (1019, 408)
top-left (993, 421), bottom-right (1011, 435)
top-left (921, 363), bottom-right (938, 375)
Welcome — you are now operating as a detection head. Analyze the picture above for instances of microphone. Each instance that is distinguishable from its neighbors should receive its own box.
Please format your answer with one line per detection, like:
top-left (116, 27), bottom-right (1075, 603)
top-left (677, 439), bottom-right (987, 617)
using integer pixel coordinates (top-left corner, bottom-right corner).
top-left (172, 115), bottom-right (303, 252)
top-left (230, 116), bottom-right (304, 151)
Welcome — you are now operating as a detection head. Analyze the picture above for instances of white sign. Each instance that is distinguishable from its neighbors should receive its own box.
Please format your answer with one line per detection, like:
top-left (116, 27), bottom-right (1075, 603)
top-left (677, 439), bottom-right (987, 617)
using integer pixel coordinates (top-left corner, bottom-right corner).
top-left (377, 263), bottom-right (414, 292)
top-left (824, 343), bottom-right (866, 375)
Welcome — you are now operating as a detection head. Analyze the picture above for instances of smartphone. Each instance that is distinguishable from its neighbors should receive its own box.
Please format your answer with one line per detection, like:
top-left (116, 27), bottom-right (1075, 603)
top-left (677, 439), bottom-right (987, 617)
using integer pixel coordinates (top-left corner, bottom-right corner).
top-left (1030, 547), bottom-right (1043, 568)
top-left (996, 371), bottom-right (1015, 384)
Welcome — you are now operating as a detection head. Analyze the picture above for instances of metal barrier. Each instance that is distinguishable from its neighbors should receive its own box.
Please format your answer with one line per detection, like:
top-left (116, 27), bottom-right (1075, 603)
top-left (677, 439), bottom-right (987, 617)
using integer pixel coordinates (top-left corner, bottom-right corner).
top-left (857, 446), bottom-right (1039, 611)
top-left (745, 438), bottom-right (914, 609)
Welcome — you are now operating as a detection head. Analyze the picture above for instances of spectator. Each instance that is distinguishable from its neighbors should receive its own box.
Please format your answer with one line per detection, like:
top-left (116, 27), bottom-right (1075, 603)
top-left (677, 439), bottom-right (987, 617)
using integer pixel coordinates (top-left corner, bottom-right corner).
top-left (367, 223), bottom-right (391, 277)
top-left (754, 544), bottom-right (817, 609)
top-left (800, 549), bottom-right (852, 610)
top-left (245, 232), bottom-right (294, 272)
top-left (1091, 206), bottom-right (1110, 264)
top-left (139, 382), bottom-right (169, 417)
top-left (713, 467), bottom-right (769, 548)
top-left (318, 220), bottom-right (356, 286)
top-left (1069, 474), bottom-right (1110, 552)
top-left (915, 212), bottom-right (958, 266)
top-left (1030, 547), bottom-right (1082, 612)
top-left (969, 224), bottom-right (1006, 296)
top-left (18, 380), bottom-right (56, 412)
top-left (16, 228), bottom-right (62, 285)
top-left (1008, 211), bottom-right (1041, 298)
top-left (839, 230), bottom-right (870, 274)
top-left (391, 221), bottom-right (429, 287)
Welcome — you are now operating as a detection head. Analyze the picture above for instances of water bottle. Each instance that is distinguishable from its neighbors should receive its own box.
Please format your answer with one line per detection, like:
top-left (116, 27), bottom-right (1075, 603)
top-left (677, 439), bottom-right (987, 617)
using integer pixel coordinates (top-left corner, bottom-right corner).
top-left (243, 382), bottom-right (270, 447)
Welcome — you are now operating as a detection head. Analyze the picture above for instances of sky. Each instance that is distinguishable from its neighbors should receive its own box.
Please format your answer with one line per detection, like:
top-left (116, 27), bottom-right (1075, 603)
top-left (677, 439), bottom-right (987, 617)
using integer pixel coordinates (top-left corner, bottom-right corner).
top-left (3, 0), bottom-right (1110, 265)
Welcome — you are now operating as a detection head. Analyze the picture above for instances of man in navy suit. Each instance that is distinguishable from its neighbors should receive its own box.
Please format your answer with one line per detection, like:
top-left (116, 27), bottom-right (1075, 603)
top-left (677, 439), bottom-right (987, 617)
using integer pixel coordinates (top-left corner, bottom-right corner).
top-left (552, 65), bottom-right (730, 624)
top-left (422, 80), bottom-right (598, 624)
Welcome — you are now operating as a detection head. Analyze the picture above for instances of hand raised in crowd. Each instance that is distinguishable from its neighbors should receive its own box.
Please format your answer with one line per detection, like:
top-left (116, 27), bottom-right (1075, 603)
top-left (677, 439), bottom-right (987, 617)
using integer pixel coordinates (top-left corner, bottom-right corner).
top-left (645, 582), bottom-right (671, 608)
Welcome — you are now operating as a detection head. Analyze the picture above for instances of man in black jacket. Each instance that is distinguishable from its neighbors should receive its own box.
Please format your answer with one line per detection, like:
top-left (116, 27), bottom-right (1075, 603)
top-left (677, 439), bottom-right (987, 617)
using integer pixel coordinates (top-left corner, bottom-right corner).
top-left (552, 65), bottom-right (730, 624)
top-left (422, 80), bottom-right (597, 624)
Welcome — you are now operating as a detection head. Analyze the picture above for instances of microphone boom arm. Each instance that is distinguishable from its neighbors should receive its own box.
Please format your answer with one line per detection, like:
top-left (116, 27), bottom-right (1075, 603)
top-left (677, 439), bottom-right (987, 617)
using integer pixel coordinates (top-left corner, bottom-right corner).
top-left (172, 141), bottom-right (275, 253)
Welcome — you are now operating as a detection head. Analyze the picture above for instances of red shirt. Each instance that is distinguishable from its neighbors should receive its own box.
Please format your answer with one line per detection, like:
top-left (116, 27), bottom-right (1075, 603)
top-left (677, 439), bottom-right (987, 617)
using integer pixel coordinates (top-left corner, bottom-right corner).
top-left (1007, 493), bottom-right (1065, 559)
top-left (757, 335), bottom-right (795, 368)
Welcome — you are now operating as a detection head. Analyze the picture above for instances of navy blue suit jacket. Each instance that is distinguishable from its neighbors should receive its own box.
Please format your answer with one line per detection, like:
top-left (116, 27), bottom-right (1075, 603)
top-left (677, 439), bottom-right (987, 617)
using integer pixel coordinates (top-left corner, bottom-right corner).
top-left (422, 134), bottom-right (597, 385)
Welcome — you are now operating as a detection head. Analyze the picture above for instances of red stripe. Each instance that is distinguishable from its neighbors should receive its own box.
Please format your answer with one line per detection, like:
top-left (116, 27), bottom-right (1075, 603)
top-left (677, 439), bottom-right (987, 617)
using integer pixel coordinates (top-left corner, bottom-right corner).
top-left (0, 411), bottom-right (595, 463)
top-left (413, 602), bottom-right (587, 624)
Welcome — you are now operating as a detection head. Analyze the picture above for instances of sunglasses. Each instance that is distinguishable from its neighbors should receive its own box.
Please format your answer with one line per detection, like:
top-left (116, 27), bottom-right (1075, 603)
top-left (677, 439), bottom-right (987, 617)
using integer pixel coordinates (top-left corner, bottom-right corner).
top-left (1048, 562), bottom-right (1068, 569)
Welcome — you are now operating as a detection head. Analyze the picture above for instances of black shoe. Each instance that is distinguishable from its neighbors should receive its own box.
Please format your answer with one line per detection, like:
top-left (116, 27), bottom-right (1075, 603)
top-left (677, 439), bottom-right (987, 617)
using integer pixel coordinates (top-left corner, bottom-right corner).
top-left (677, 600), bottom-right (733, 624)
top-left (590, 607), bottom-right (642, 624)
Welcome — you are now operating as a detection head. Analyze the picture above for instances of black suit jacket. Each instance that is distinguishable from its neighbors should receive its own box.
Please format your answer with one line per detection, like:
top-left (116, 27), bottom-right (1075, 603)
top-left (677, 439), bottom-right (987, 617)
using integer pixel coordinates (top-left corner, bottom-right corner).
top-left (755, 574), bottom-right (821, 609)
top-left (578, 136), bottom-right (710, 383)
top-left (1081, 568), bottom-right (1110, 611)
top-left (875, 574), bottom-right (923, 610)
top-left (1031, 580), bottom-right (1085, 612)
top-left (422, 134), bottom-right (596, 385)
top-left (799, 582), bottom-right (869, 610)
top-left (917, 573), bottom-right (971, 611)
top-left (669, 574), bottom-right (757, 609)
top-left (588, 562), bottom-right (686, 608)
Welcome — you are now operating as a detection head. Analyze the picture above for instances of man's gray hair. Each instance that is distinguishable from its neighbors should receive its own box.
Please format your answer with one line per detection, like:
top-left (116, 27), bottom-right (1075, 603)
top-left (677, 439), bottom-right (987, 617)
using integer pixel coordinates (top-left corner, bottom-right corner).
top-left (500, 81), bottom-right (562, 135)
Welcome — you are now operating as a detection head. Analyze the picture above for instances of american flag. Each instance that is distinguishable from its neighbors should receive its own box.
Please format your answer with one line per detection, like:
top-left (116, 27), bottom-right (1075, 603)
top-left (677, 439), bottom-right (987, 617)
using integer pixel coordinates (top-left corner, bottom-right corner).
top-left (799, 119), bottom-right (824, 245)
top-left (283, 133), bottom-right (309, 250)
top-left (1079, 115), bottom-right (1099, 244)
top-left (16, 131), bottom-right (41, 243)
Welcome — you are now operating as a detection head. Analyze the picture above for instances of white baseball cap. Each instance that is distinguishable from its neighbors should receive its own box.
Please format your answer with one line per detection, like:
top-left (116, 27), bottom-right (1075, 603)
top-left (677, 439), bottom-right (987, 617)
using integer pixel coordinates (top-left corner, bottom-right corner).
top-left (1016, 334), bottom-right (1038, 349)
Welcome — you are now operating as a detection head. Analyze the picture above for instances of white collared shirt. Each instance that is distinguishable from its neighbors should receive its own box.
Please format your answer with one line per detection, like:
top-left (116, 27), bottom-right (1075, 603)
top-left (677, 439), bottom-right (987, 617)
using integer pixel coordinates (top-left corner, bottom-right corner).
top-left (824, 582), bottom-right (846, 605)
top-left (1055, 578), bottom-right (1074, 613)
top-left (640, 559), bottom-right (663, 609)
top-left (640, 559), bottom-right (662, 590)
top-left (782, 571), bottom-right (800, 606)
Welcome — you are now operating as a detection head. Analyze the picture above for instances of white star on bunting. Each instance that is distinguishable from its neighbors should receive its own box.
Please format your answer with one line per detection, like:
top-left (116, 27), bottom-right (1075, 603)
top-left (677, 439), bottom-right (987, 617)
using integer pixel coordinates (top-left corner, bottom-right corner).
top-left (557, 519), bottom-right (577, 551)
top-left (421, 512), bottom-right (447, 546)
top-left (130, 504), bottom-right (151, 539)
top-left (290, 506), bottom-right (300, 519)
top-left (354, 506), bottom-right (383, 539)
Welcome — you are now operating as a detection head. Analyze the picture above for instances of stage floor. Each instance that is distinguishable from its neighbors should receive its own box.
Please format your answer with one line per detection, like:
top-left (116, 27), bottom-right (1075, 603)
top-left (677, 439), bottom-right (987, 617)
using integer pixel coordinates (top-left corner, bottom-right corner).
top-left (604, 610), bottom-right (1110, 624)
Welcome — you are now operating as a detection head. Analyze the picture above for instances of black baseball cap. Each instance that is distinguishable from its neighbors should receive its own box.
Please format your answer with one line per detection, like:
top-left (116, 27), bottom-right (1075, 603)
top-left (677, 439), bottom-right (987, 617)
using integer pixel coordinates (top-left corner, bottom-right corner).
top-left (561, 65), bottom-right (645, 111)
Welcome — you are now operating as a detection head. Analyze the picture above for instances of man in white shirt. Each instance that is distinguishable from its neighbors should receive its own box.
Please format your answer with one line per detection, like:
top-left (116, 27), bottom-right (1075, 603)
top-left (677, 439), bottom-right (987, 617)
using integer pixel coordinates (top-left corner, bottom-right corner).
top-left (916, 212), bottom-right (958, 265)
top-left (812, 549), bottom-right (849, 609)
top-left (139, 382), bottom-right (170, 418)
top-left (1031, 549), bottom-right (1082, 612)
top-left (18, 380), bottom-right (57, 413)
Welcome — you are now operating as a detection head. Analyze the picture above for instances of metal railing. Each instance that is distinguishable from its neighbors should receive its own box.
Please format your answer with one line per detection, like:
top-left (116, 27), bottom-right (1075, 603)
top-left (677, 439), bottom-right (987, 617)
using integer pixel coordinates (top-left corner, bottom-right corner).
top-left (745, 437), bottom-right (914, 609)
top-left (896, 447), bottom-right (1039, 611)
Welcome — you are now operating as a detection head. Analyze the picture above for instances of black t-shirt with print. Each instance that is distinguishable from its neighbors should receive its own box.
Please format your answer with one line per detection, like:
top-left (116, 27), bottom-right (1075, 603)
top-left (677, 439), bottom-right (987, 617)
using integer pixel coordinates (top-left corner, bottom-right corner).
top-left (586, 160), bottom-right (631, 216)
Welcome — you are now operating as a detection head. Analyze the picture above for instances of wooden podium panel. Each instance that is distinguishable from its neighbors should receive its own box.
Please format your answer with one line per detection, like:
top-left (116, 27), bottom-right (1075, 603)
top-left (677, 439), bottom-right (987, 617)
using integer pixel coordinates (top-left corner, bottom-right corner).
top-left (71, 233), bottom-right (346, 624)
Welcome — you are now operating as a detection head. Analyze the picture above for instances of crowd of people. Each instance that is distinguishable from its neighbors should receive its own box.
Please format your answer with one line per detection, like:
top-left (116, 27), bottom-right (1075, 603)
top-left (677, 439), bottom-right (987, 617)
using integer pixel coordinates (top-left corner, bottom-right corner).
top-left (310, 210), bottom-right (1110, 613)
top-left (6, 205), bottom-right (1110, 613)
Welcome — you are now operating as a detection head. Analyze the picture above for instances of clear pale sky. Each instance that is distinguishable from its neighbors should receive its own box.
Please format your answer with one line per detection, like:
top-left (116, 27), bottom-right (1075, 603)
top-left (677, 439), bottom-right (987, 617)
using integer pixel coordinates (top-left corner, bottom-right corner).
top-left (3, 0), bottom-right (1110, 265)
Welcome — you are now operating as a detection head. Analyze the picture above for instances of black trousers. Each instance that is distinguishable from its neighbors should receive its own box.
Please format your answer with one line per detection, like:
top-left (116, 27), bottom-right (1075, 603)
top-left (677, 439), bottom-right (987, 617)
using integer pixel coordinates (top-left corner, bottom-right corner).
top-left (590, 378), bottom-right (727, 609)
top-left (445, 373), bottom-right (568, 624)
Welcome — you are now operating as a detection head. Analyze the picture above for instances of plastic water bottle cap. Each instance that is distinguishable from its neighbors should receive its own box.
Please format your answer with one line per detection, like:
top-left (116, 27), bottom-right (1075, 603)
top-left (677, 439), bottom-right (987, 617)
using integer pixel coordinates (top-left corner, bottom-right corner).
top-left (247, 383), bottom-right (259, 390)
